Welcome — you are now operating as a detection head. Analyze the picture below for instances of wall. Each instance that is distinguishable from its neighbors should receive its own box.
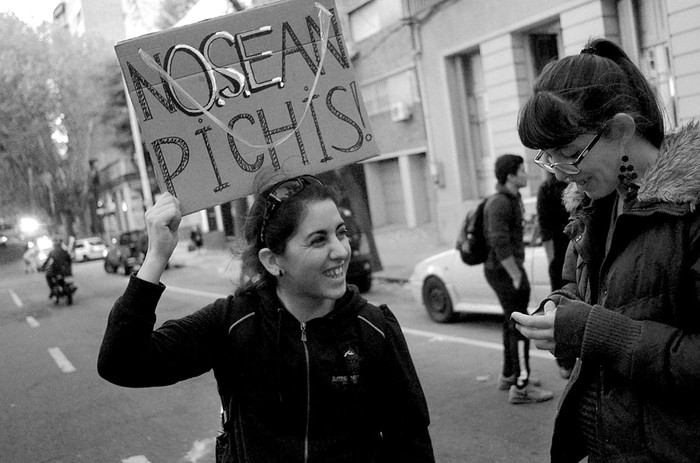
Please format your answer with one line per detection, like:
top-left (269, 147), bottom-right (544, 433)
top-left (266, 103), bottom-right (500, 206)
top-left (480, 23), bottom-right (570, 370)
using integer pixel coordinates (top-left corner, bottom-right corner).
top-left (667, 0), bottom-right (700, 125)
top-left (416, 0), bottom-right (627, 244)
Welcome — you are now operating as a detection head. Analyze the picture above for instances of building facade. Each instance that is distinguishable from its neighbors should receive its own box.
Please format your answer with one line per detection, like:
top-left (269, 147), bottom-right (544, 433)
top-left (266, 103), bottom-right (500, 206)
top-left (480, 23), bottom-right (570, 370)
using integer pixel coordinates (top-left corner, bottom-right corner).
top-left (344, 0), bottom-right (700, 243)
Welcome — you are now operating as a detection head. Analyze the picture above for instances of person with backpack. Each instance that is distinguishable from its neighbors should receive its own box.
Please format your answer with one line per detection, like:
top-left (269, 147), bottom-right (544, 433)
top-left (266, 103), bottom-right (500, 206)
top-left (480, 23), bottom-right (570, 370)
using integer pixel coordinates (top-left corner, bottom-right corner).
top-left (483, 154), bottom-right (553, 404)
top-left (97, 173), bottom-right (435, 463)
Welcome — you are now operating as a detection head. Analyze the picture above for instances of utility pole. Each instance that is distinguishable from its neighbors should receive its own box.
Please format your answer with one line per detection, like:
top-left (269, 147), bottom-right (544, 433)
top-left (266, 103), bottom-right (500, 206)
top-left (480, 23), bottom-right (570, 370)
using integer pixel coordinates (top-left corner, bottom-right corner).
top-left (122, 76), bottom-right (153, 209)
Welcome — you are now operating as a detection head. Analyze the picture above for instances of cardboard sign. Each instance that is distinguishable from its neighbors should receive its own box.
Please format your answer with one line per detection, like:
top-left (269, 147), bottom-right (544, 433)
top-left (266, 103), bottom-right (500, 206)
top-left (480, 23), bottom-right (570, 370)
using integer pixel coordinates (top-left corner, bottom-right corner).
top-left (115, 0), bottom-right (379, 215)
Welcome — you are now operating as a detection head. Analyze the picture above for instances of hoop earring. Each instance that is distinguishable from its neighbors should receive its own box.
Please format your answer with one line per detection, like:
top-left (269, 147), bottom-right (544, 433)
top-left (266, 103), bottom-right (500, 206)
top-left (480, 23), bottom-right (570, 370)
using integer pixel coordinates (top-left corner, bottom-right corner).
top-left (617, 148), bottom-right (638, 198)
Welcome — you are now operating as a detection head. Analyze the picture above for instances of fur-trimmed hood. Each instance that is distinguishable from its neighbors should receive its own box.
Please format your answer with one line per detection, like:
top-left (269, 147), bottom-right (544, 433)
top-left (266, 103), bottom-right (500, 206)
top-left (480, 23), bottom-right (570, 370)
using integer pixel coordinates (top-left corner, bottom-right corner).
top-left (562, 121), bottom-right (700, 213)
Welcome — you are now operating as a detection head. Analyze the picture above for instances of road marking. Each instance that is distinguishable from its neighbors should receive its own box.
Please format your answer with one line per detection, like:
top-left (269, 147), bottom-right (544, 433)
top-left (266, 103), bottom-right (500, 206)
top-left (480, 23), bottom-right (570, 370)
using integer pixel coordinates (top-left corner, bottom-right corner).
top-left (47, 347), bottom-right (76, 373)
top-left (184, 438), bottom-right (215, 462)
top-left (26, 316), bottom-right (40, 328)
top-left (122, 457), bottom-right (151, 463)
top-left (402, 327), bottom-right (552, 359)
top-left (9, 289), bottom-right (23, 308)
top-left (165, 285), bottom-right (552, 359)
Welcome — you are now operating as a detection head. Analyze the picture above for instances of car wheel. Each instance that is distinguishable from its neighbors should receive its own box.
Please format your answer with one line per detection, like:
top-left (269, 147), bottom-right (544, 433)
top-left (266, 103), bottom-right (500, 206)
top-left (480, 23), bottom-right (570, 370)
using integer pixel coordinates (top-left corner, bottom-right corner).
top-left (422, 276), bottom-right (456, 323)
top-left (104, 261), bottom-right (116, 273)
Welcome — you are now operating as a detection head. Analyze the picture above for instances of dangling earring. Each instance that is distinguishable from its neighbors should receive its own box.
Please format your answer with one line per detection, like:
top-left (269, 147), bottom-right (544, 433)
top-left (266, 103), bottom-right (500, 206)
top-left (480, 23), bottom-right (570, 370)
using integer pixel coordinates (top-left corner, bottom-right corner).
top-left (278, 269), bottom-right (284, 277)
top-left (617, 148), bottom-right (638, 198)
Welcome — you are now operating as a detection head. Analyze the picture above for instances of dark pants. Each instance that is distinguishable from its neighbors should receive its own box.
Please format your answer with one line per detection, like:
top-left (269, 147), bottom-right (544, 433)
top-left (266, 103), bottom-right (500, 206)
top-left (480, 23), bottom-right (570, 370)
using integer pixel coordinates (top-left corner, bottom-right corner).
top-left (485, 266), bottom-right (531, 387)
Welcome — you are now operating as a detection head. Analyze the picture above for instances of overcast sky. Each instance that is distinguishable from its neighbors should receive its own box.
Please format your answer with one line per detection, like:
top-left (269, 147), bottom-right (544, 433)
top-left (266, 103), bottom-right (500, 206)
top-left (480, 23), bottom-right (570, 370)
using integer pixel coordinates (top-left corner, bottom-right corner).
top-left (0, 0), bottom-right (58, 28)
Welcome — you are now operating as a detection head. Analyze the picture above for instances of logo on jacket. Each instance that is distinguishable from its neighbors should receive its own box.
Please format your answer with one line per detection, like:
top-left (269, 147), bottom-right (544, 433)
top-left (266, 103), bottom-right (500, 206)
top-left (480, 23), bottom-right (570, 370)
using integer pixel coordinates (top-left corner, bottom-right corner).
top-left (331, 347), bottom-right (361, 386)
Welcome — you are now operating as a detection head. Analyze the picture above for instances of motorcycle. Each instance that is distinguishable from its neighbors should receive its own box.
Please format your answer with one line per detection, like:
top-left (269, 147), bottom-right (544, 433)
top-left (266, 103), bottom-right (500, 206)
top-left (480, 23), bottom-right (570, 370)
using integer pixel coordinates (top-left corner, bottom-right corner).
top-left (47, 273), bottom-right (77, 305)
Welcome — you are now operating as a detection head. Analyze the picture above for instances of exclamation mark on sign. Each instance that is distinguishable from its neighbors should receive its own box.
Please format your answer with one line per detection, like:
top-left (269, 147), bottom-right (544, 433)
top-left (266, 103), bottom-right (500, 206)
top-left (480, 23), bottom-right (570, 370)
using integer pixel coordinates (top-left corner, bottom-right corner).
top-left (349, 81), bottom-right (365, 129)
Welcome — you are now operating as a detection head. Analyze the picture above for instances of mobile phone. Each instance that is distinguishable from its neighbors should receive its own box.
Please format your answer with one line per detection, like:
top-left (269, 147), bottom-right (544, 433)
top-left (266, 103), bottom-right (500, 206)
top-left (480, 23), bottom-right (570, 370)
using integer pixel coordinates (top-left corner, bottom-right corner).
top-left (527, 305), bottom-right (545, 316)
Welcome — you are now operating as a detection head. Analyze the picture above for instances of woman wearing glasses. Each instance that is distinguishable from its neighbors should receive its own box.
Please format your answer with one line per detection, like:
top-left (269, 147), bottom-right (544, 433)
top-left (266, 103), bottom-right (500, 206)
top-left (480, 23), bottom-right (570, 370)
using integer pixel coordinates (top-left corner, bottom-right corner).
top-left (512, 38), bottom-right (700, 462)
top-left (98, 175), bottom-right (435, 462)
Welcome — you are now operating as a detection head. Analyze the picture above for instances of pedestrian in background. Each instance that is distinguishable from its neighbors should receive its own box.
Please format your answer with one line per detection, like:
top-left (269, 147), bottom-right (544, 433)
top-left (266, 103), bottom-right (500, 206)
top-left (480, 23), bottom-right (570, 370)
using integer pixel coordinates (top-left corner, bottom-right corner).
top-left (190, 225), bottom-right (203, 254)
top-left (98, 174), bottom-right (435, 463)
top-left (484, 154), bottom-right (553, 404)
top-left (23, 244), bottom-right (38, 273)
top-left (536, 172), bottom-right (575, 379)
top-left (40, 235), bottom-right (72, 297)
top-left (513, 37), bottom-right (700, 462)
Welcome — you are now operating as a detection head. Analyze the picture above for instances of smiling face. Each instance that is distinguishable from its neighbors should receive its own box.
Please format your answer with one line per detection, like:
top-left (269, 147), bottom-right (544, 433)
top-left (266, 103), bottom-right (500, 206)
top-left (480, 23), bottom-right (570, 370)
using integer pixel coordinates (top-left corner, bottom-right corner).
top-left (276, 199), bottom-right (351, 305)
top-left (551, 132), bottom-right (621, 200)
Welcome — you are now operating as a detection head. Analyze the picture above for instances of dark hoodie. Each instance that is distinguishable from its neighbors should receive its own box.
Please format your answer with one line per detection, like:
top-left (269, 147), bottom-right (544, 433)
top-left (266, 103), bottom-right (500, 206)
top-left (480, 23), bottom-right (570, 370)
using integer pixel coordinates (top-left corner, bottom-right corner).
top-left (98, 276), bottom-right (434, 463)
top-left (541, 122), bottom-right (700, 463)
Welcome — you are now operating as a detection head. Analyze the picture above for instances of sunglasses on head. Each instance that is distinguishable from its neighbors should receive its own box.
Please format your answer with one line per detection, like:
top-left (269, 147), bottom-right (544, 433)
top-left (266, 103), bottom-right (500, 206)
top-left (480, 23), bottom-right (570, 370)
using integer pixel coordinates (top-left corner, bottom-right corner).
top-left (259, 175), bottom-right (324, 246)
top-left (534, 124), bottom-right (607, 175)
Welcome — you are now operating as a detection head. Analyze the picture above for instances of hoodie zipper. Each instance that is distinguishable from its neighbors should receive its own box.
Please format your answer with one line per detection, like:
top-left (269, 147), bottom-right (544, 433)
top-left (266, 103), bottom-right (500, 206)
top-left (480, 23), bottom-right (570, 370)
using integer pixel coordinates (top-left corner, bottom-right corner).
top-left (300, 322), bottom-right (310, 463)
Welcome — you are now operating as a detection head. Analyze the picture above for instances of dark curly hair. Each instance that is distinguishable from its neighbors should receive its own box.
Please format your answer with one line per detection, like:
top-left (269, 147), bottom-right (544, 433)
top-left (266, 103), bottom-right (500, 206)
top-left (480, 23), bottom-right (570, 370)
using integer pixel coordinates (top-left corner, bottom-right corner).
top-left (518, 38), bottom-right (664, 151)
top-left (235, 174), bottom-right (339, 295)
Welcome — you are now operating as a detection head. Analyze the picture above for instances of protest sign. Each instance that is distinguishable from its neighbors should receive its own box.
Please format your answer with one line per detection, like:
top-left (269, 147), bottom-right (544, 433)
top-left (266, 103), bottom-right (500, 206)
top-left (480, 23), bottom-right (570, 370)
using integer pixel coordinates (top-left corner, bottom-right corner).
top-left (115, 0), bottom-right (379, 215)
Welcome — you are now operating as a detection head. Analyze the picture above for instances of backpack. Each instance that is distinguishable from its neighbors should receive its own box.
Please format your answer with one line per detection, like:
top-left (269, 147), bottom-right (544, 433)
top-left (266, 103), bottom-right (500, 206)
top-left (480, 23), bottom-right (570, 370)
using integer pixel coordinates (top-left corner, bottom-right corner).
top-left (455, 196), bottom-right (490, 265)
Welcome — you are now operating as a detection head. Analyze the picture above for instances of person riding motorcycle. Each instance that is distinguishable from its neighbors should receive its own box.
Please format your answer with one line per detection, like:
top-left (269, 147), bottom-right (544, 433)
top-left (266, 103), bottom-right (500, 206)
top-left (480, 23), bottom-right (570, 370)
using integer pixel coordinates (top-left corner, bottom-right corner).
top-left (40, 236), bottom-right (74, 298)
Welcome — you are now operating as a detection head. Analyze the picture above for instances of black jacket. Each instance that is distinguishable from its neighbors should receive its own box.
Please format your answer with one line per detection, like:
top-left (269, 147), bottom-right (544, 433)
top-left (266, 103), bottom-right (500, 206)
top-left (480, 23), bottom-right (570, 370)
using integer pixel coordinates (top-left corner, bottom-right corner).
top-left (42, 245), bottom-right (72, 276)
top-left (483, 185), bottom-right (525, 269)
top-left (546, 122), bottom-right (700, 462)
top-left (98, 276), bottom-right (434, 463)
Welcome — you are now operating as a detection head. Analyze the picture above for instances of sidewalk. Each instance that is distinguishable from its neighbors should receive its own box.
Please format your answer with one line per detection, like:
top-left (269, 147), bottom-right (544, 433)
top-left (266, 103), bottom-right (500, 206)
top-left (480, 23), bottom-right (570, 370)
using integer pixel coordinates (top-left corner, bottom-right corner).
top-left (169, 222), bottom-right (453, 284)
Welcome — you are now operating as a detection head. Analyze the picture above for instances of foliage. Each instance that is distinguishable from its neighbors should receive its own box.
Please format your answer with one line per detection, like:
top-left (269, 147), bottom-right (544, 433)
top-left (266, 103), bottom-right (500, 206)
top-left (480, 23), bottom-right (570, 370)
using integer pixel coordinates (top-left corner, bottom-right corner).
top-left (155, 0), bottom-right (200, 30)
top-left (102, 63), bottom-right (134, 154)
top-left (45, 30), bottom-right (114, 236)
top-left (0, 15), bottom-right (57, 217)
top-left (0, 14), bottom-right (116, 236)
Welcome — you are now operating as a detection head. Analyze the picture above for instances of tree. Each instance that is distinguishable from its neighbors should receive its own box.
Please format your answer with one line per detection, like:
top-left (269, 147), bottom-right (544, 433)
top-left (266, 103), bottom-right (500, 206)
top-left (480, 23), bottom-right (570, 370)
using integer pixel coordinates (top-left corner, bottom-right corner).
top-left (44, 30), bottom-right (114, 238)
top-left (0, 14), bottom-right (118, 237)
top-left (155, 0), bottom-right (200, 30)
top-left (0, 15), bottom-right (58, 219)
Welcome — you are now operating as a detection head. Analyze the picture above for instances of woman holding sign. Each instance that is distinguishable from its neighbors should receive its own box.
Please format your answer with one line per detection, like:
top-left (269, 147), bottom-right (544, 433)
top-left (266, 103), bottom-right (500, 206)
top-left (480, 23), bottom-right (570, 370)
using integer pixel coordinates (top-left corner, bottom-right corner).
top-left (98, 174), bottom-right (435, 462)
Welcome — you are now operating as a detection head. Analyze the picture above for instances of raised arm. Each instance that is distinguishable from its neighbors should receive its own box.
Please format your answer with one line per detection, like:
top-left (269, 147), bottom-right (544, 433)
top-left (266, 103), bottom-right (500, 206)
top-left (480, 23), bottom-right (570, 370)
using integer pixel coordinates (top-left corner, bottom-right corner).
top-left (137, 192), bottom-right (181, 284)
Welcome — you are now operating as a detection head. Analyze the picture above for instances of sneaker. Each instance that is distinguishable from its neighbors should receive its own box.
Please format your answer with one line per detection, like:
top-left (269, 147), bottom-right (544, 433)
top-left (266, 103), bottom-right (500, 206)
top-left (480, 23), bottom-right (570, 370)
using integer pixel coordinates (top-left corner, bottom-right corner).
top-left (498, 374), bottom-right (541, 391)
top-left (508, 384), bottom-right (554, 404)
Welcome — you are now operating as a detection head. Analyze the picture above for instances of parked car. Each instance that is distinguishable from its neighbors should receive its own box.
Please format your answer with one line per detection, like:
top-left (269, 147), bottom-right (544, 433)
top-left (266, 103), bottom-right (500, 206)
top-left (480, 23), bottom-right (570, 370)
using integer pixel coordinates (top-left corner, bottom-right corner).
top-left (72, 237), bottom-right (108, 262)
top-left (0, 220), bottom-right (11, 247)
top-left (409, 248), bottom-right (503, 323)
top-left (104, 230), bottom-right (148, 275)
top-left (340, 207), bottom-right (373, 293)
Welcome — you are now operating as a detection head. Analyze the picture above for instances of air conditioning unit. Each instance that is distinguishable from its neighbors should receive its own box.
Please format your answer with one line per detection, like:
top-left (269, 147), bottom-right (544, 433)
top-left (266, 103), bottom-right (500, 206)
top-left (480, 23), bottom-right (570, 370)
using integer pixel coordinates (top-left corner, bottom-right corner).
top-left (390, 101), bottom-right (412, 122)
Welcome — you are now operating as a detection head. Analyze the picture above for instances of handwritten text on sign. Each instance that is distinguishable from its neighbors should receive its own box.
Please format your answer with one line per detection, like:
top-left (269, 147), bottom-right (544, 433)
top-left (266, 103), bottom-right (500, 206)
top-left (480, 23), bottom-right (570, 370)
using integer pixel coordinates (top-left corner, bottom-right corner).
top-left (115, 0), bottom-right (379, 214)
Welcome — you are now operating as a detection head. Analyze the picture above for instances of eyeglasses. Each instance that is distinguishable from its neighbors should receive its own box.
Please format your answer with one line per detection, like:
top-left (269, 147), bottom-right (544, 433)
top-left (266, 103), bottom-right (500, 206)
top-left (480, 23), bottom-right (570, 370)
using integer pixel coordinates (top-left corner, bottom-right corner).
top-left (534, 125), bottom-right (607, 175)
top-left (259, 175), bottom-right (324, 246)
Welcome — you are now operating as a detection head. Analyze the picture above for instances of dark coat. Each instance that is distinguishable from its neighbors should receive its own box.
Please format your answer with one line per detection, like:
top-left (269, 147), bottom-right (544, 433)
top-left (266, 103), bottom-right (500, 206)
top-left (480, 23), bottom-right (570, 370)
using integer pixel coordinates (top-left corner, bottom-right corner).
top-left (546, 122), bottom-right (700, 462)
top-left (43, 245), bottom-right (72, 276)
top-left (98, 277), bottom-right (434, 463)
top-left (483, 184), bottom-right (525, 270)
